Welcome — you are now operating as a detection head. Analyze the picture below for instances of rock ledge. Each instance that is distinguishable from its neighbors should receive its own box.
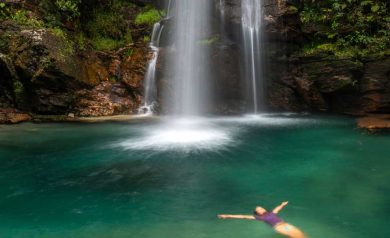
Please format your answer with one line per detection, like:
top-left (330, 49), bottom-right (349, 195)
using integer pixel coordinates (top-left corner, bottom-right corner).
top-left (357, 114), bottom-right (390, 132)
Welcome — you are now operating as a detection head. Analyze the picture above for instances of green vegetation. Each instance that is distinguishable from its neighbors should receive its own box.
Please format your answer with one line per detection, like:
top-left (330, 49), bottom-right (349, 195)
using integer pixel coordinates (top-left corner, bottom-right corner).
top-left (90, 37), bottom-right (123, 51)
top-left (86, 11), bottom-right (127, 40)
top-left (11, 10), bottom-right (42, 27)
top-left (1, 1), bottom-right (79, 27)
top-left (135, 7), bottom-right (162, 26)
top-left (143, 35), bottom-right (151, 43)
top-left (301, 0), bottom-right (390, 57)
top-left (124, 48), bottom-right (134, 57)
top-left (2, 9), bottom-right (45, 28)
top-left (13, 81), bottom-right (24, 95)
top-left (0, 0), bottom-right (161, 51)
top-left (83, 3), bottom-right (161, 51)
top-left (49, 27), bottom-right (75, 58)
top-left (74, 33), bottom-right (87, 51)
top-left (12, 80), bottom-right (27, 108)
top-left (0, 3), bottom-right (9, 19)
top-left (85, 9), bottom-right (133, 51)
top-left (55, 0), bottom-right (81, 20)
top-left (0, 1), bottom-right (159, 52)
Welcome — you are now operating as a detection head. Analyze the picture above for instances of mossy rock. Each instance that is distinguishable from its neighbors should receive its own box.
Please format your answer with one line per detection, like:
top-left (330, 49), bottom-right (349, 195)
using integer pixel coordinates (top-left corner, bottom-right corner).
top-left (135, 7), bottom-right (162, 26)
top-left (302, 57), bottom-right (364, 93)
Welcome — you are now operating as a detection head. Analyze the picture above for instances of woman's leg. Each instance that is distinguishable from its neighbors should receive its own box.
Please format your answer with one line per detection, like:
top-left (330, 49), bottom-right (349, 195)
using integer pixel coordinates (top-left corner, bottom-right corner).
top-left (274, 223), bottom-right (306, 238)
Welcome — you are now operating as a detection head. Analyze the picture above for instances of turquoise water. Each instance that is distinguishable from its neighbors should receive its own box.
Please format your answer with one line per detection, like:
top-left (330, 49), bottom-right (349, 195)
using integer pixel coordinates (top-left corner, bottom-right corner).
top-left (0, 114), bottom-right (389, 238)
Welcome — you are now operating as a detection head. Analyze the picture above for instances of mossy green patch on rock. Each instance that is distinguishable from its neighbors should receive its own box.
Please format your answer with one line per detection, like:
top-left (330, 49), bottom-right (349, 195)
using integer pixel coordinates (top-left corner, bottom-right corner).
top-left (135, 7), bottom-right (162, 26)
top-left (84, 7), bottom-right (134, 51)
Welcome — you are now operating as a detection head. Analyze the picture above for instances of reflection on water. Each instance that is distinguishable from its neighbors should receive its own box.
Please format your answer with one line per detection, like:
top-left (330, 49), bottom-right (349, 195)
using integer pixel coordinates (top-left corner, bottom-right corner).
top-left (0, 114), bottom-right (389, 238)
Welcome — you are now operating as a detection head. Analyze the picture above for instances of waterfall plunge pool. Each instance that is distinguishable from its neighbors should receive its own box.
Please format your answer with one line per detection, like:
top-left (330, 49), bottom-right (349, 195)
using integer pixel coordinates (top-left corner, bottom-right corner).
top-left (0, 114), bottom-right (389, 238)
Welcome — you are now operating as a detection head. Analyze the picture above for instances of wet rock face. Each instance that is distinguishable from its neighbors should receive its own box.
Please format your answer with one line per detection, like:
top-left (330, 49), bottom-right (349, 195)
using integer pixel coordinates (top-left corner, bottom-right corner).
top-left (360, 58), bottom-right (390, 113)
top-left (219, 0), bottom-right (306, 113)
top-left (267, 56), bottom-right (390, 114)
top-left (74, 82), bottom-right (137, 117)
top-left (0, 53), bottom-right (17, 108)
top-left (0, 21), bottom-right (147, 117)
top-left (0, 108), bottom-right (31, 124)
top-left (212, 42), bottom-right (246, 114)
top-left (222, 0), bottom-right (242, 25)
top-left (263, 0), bottom-right (302, 43)
top-left (259, 0), bottom-right (390, 114)
top-left (298, 58), bottom-right (363, 112)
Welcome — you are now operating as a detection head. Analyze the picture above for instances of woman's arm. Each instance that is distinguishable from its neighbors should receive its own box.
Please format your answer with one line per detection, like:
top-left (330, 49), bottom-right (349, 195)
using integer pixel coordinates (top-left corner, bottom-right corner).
top-left (272, 201), bottom-right (288, 214)
top-left (218, 214), bottom-right (255, 220)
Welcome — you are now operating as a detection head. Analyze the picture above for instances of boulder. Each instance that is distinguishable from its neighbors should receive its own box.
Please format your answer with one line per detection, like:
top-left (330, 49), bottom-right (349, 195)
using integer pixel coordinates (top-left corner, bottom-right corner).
top-left (358, 114), bottom-right (390, 132)
top-left (74, 82), bottom-right (137, 117)
top-left (0, 108), bottom-right (31, 124)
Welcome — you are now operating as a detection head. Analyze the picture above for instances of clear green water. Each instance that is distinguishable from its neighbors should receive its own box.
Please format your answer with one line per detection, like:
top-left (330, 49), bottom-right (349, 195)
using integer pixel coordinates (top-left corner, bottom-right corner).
top-left (0, 114), bottom-right (389, 238)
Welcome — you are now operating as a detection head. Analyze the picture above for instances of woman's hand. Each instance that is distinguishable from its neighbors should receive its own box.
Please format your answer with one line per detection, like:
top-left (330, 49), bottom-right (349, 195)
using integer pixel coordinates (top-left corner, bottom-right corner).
top-left (218, 214), bottom-right (228, 219)
top-left (272, 201), bottom-right (289, 214)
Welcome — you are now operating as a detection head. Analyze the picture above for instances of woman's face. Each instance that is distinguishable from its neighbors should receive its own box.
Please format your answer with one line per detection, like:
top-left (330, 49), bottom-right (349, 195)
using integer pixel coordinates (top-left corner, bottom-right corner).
top-left (255, 206), bottom-right (267, 215)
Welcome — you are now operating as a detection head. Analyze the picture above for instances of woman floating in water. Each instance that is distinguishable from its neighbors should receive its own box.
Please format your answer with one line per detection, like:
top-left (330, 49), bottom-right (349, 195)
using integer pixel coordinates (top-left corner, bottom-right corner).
top-left (218, 201), bottom-right (306, 238)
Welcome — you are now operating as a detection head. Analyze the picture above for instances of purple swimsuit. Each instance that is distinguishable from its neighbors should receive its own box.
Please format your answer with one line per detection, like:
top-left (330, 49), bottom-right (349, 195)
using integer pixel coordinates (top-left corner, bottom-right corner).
top-left (255, 212), bottom-right (284, 227)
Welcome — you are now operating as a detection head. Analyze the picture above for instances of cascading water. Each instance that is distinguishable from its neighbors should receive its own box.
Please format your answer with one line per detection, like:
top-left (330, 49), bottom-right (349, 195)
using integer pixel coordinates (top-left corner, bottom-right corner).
top-left (167, 0), bottom-right (212, 116)
top-left (218, 0), bottom-right (226, 36)
top-left (242, 0), bottom-right (264, 113)
top-left (166, 0), bottom-right (173, 18)
top-left (138, 22), bottom-right (164, 115)
top-left (219, 0), bottom-right (225, 20)
top-left (131, 0), bottom-right (270, 150)
top-left (134, 0), bottom-right (231, 150)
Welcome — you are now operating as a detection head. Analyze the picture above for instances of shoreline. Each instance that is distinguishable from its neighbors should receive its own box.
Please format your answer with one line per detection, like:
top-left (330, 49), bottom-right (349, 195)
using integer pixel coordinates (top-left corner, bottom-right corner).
top-left (31, 114), bottom-right (157, 123)
top-left (1, 111), bottom-right (390, 133)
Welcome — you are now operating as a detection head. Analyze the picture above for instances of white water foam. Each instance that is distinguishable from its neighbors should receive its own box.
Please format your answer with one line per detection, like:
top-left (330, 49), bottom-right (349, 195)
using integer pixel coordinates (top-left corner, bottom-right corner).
top-left (116, 114), bottom-right (316, 152)
top-left (212, 113), bottom-right (315, 126)
top-left (117, 118), bottom-right (232, 152)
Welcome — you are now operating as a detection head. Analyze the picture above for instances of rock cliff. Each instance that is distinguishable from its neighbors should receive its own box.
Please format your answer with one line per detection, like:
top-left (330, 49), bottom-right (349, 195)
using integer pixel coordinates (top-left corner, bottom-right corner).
top-left (0, 0), bottom-right (389, 124)
top-left (0, 0), bottom-right (150, 123)
top-left (221, 0), bottom-right (389, 115)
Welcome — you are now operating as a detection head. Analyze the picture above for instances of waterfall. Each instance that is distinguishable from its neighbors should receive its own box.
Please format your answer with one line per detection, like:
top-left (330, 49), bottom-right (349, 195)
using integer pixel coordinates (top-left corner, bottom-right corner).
top-left (218, 0), bottom-right (226, 36)
top-left (242, 0), bottom-right (264, 113)
top-left (166, 0), bottom-right (173, 18)
top-left (138, 22), bottom-right (164, 115)
top-left (219, 0), bottom-right (225, 19)
top-left (166, 0), bottom-right (212, 116)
